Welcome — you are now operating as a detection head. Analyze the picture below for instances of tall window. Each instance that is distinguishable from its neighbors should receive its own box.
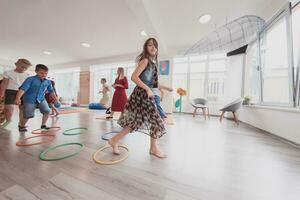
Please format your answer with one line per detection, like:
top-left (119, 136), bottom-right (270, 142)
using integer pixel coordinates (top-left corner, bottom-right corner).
top-left (244, 42), bottom-right (260, 103)
top-left (173, 54), bottom-right (228, 112)
top-left (260, 14), bottom-right (290, 104)
top-left (51, 69), bottom-right (80, 103)
top-left (90, 62), bottom-right (136, 103)
top-left (173, 57), bottom-right (189, 108)
top-left (292, 3), bottom-right (300, 106)
top-left (207, 55), bottom-right (227, 101)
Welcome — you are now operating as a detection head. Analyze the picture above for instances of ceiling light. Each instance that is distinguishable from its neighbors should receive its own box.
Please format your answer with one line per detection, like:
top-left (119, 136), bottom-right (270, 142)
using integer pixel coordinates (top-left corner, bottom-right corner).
top-left (43, 51), bottom-right (52, 55)
top-left (81, 42), bottom-right (91, 47)
top-left (199, 14), bottom-right (211, 24)
top-left (140, 30), bottom-right (148, 37)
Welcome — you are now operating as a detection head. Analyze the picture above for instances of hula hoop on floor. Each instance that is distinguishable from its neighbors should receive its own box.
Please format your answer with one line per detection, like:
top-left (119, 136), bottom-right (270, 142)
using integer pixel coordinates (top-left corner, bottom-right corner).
top-left (101, 131), bottom-right (120, 141)
top-left (16, 134), bottom-right (55, 147)
top-left (31, 126), bottom-right (61, 134)
top-left (39, 142), bottom-right (85, 161)
top-left (62, 127), bottom-right (88, 135)
top-left (93, 144), bottom-right (129, 165)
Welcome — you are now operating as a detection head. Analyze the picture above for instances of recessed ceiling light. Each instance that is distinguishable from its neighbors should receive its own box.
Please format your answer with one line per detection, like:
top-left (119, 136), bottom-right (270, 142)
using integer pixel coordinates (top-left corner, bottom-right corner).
top-left (140, 30), bottom-right (148, 37)
top-left (81, 42), bottom-right (91, 48)
top-left (199, 14), bottom-right (211, 24)
top-left (43, 51), bottom-right (52, 55)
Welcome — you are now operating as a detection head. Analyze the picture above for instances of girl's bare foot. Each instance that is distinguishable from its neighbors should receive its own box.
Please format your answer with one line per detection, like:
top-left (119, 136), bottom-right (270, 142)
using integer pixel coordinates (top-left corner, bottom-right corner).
top-left (149, 148), bottom-right (167, 159)
top-left (108, 139), bottom-right (121, 155)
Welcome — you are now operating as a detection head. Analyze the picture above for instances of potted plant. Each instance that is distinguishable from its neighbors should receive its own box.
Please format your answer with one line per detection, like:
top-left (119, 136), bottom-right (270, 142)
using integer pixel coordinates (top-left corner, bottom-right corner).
top-left (243, 96), bottom-right (252, 105)
top-left (175, 88), bottom-right (187, 113)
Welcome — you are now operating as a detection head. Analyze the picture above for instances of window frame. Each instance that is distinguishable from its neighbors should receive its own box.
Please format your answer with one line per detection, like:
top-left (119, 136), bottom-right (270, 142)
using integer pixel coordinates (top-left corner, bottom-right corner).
top-left (257, 3), bottom-right (295, 107)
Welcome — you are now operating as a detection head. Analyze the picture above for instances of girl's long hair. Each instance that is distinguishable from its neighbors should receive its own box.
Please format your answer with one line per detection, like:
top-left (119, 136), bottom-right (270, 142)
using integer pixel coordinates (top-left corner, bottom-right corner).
top-left (136, 38), bottom-right (158, 64)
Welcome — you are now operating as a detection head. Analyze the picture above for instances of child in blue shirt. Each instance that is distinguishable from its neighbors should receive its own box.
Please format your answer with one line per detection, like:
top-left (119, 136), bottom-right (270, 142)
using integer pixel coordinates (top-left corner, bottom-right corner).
top-left (16, 64), bottom-right (56, 132)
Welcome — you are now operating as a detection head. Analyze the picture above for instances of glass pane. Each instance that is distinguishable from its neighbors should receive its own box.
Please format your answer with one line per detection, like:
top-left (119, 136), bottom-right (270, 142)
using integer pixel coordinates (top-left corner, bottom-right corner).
top-left (292, 4), bottom-right (300, 106)
top-left (127, 67), bottom-right (135, 96)
top-left (190, 55), bottom-right (208, 62)
top-left (244, 42), bottom-right (260, 103)
top-left (173, 62), bottom-right (188, 74)
top-left (52, 72), bottom-right (80, 103)
top-left (209, 60), bottom-right (227, 72)
top-left (261, 16), bottom-right (290, 103)
top-left (189, 73), bottom-right (205, 99)
top-left (174, 56), bottom-right (188, 63)
top-left (173, 74), bottom-right (188, 111)
top-left (190, 62), bottom-right (206, 73)
top-left (207, 72), bottom-right (226, 101)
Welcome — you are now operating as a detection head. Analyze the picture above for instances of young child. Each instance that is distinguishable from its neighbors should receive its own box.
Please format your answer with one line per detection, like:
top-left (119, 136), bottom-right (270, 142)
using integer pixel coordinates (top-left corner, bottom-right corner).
top-left (0, 58), bottom-right (32, 128)
top-left (152, 84), bottom-right (173, 121)
top-left (45, 79), bottom-right (59, 117)
top-left (99, 78), bottom-right (110, 109)
top-left (15, 64), bottom-right (56, 132)
top-left (108, 38), bottom-right (166, 158)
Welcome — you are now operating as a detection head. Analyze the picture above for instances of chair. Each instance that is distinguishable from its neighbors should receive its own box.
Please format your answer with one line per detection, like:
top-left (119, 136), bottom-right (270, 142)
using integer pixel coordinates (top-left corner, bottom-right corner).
top-left (191, 98), bottom-right (210, 119)
top-left (219, 98), bottom-right (243, 124)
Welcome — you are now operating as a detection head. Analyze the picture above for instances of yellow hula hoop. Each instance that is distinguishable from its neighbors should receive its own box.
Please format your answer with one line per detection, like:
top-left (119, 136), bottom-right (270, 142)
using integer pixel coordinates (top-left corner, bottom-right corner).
top-left (93, 144), bottom-right (129, 165)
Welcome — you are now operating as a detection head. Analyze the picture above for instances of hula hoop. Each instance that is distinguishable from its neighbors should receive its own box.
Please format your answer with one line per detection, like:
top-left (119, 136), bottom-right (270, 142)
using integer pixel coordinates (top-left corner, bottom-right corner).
top-left (62, 127), bottom-right (88, 135)
top-left (93, 144), bottom-right (129, 165)
top-left (39, 142), bottom-right (85, 161)
top-left (101, 131), bottom-right (120, 141)
top-left (32, 126), bottom-right (61, 134)
top-left (16, 134), bottom-right (55, 147)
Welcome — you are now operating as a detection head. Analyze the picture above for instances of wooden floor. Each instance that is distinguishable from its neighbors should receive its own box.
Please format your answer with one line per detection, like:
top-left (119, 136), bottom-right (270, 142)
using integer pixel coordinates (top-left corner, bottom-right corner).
top-left (0, 111), bottom-right (300, 200)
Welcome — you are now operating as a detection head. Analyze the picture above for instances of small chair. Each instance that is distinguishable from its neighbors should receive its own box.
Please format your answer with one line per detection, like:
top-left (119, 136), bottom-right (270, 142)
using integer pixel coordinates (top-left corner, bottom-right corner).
top-left (219, 99), bottom-right (243, 124)
top-left (191, 98), bottom-right (210, 120)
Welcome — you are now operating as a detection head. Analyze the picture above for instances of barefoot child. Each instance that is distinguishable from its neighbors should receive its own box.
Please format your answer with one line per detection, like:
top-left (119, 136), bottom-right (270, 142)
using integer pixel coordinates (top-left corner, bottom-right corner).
top-left (153, 84), bottom-right (173, 122)
top-left (108, 38), bottom-right (167, 158)
top-left (15, 64), bottom-right (56, 132)
top-left (45, 79), bottom-right (59, 117)
top-left (0, 58), bottom-right (32, 129)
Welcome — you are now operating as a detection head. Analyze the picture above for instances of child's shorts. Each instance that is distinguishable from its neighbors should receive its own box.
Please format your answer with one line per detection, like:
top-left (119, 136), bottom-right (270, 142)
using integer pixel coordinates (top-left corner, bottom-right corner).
top-left (23, 100), bottom-right (51, 119)
top-left (154, 95), bottom-right (167, 119)
top-left (4, 89), bottom-right (18, 105)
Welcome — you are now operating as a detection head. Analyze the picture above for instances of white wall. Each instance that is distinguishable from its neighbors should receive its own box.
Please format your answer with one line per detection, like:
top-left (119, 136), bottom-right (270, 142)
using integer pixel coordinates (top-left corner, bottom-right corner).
top-left (238, 106), bottom-right (300, 145)
top-left (224, 54), bottom-right (244, 103)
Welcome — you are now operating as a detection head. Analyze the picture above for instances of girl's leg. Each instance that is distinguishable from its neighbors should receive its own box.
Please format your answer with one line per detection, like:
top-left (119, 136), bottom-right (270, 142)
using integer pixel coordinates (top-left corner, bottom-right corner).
top-left (108, 126), bottom-right (131, 154)
top-left (52, 105), bottom-right (59, 116)
top-left (4, 104), bottom-right (14, 122)
top-left (150, 137), bottom-right (167, 159)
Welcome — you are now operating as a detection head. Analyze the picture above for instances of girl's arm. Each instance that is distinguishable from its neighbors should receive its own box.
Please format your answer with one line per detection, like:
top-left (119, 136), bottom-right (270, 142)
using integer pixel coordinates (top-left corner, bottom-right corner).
top-left (131, 59), bottom-right (153, 98)
top-left (158, 84), bottom-right (173, 92)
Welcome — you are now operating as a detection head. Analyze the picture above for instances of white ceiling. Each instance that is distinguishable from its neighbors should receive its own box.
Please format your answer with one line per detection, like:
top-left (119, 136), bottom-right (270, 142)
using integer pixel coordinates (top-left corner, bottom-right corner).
top-left (0, 0), bottom-right (287, 67)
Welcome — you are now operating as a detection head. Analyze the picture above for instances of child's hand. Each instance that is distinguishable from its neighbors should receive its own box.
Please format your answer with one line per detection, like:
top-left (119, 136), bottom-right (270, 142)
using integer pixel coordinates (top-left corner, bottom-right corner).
top-left (15, 98), bottom-right (21, 105)
top-left (146, 89), bottom-right (154, 99)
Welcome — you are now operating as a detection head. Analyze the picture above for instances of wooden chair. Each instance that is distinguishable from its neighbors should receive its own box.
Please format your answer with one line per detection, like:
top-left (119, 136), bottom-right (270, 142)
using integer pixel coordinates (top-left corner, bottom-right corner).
top-left (219, 99), bottom-right (243, 124)
top-left (191, 98), bottom-right (210, 120)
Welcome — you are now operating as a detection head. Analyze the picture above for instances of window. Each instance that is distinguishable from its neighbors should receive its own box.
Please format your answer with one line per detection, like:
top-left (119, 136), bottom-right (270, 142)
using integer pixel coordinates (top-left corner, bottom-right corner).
top-left (51, 70), bottom-right (80, 103)
top-left (260, 14), bottom-right (290, 104)
top-left (173, 59), bottom-right (188, 108)
top-left (189, 61), bottom-right (205, 100)
top-left (90, 62), bottom-right (137, 103)
top-left (244, 42), bottom-right (260, 103)
top-left (292, 3), bottom-right (300, 106)
top-left (207, 57), bottom-right (227, 101)
top-left (172, 54), bottom-right (228, 112)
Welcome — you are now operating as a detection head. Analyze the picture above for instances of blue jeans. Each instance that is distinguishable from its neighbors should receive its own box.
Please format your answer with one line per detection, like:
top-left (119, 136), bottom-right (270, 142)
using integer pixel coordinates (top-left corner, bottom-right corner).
top-left (23, 100), bottom-right (51, 119)
top-left (154, 95), bottom-right (167, 118)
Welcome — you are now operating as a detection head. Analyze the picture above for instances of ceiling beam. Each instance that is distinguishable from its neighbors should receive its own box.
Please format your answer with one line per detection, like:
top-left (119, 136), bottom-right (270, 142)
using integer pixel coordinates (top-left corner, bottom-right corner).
top-left (124, 0), bottom-right (169, 58)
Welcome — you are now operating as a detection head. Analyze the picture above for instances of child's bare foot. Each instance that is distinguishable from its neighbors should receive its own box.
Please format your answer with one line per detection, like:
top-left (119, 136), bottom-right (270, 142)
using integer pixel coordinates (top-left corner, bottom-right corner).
top-left (108, 139), bottom-right (121, 155)
top-left (149, 148), bottom-right (167, 159)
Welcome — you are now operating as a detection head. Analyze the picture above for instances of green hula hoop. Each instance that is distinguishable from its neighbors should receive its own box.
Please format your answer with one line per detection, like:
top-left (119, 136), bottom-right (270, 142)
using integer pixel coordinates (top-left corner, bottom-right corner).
top-left (39, 142), bottom-right (85, 161)
top-left (62, 128), bottom-right (88, 135)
